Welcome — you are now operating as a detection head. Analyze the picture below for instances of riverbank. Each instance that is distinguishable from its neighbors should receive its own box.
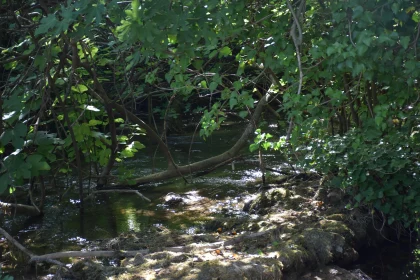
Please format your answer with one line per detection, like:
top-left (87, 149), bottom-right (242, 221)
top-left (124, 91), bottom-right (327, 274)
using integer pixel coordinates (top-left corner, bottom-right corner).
top-left (46, 173), bottom-right (382, 279)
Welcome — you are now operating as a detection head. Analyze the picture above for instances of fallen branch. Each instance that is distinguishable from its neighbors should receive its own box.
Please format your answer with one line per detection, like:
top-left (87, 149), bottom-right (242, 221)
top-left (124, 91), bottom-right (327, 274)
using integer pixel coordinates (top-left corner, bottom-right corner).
top-left (0, 227), bottom-right (34, 258)
top-left (29, 249), bottom-right (149, 263)
top-left (0, 227), bottom-right (66, 267)
top-left (85, 189), bottom-right (151, 202)
top-left (0, 201), bottom-right (41, 216)
top-left (1, 221), bottom-right (273, 268)
top-left (29, 230), bottom-right (273, 262)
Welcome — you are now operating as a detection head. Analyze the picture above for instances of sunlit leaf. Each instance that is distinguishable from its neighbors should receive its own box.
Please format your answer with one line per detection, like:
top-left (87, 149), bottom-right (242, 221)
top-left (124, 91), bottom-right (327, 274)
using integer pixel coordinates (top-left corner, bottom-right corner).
top-left (72, 85), bottom-right (89, 93)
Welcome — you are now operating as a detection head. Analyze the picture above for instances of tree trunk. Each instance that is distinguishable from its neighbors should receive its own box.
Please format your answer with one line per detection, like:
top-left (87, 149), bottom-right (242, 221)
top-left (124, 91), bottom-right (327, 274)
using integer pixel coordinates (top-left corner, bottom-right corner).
top-left (129, 89), bottom-right (271, 185)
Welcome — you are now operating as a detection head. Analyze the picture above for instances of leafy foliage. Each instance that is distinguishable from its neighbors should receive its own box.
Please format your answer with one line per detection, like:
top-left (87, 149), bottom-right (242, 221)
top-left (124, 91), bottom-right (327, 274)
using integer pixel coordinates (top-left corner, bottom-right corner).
top-left (0, 0), bottom-right (419, 226)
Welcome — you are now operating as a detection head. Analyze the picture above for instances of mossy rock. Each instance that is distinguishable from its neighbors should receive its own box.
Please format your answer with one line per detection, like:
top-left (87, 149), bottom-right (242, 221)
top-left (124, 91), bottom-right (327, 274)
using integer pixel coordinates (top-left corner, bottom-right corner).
top-left (182, 258), bottom-right (283, 280)
top-left (70, 260), bottom-right (126, 280)
top-left (317, 219), bottom-right (355, 242)
top-left (204, 216), bottom-right (251, 233)
top-left (297, 228), bottom-right (358, 266)
top-left (276, 241), bottom-right (311, 272)
top-left (293, 184), bottom-right (317, 197)
top-left (283, 195), bottom-right (307, 210)
top-left (325, 214), bottom-right (346, 221)
top-left (246, 193), bottom-right (271, 214)
top-left (246, 188), bottom-right (290, 214)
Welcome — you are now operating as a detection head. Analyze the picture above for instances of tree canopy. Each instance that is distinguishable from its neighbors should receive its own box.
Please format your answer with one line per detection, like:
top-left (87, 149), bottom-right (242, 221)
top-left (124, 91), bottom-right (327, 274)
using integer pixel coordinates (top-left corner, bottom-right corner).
top-left (1, 0), bottom-right (419, 225)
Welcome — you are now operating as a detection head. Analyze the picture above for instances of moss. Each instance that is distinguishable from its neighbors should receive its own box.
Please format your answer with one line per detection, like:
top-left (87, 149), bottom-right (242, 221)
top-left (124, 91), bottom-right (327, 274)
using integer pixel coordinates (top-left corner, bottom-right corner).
top-left (58, 175), bottom-right (370, 280)
top-left (248, 187), bottom-right (292, 214)
top-left (325, 214), bottom-right (346, 221)
top-left (248, 193), bottom-right (271, 214)
top-left (70, 260), bottom-right (127, 280)
top-left (317, 219), bottom-right (355, 242)
top-left (189, 258), bottom-right (281, 280)
top-left (276, 241), bottom-right (311, 272)
top-left (269, 187), bottom-right (290, 200)
top-left (283, 195), bottom-right (307, 210)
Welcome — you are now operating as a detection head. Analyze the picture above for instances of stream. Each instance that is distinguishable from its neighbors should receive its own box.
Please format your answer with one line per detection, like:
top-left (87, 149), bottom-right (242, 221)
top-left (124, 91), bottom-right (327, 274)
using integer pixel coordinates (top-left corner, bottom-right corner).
top-left (1, 125), bottom-right (420, 279)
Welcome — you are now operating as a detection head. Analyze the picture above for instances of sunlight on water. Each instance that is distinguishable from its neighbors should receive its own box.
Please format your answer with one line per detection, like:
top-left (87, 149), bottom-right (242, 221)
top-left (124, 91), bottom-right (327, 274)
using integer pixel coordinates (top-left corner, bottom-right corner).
top-left (7, 127), bottom-right (289, 260)
top-left (125, 209), bottom-right (141, 231)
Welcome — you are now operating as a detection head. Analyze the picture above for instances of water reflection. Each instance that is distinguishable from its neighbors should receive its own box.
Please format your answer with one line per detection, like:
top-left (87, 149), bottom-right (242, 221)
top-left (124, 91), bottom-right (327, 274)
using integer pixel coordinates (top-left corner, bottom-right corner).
top-left (5, 126), bottom-right (287, 258)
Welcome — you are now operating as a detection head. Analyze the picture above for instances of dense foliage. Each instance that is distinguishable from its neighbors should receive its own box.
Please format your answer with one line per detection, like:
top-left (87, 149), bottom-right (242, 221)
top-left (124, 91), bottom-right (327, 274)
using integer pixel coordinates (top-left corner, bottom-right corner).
top-left (0, 0), bottom-right (419, 225)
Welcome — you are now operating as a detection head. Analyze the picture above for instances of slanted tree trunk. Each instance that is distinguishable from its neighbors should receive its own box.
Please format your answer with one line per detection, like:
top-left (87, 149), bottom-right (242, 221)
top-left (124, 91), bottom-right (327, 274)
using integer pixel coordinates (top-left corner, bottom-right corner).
top-left (75, 46), bottom-right (275, 185)
top-left (128, 89), bottom-right (272, 185)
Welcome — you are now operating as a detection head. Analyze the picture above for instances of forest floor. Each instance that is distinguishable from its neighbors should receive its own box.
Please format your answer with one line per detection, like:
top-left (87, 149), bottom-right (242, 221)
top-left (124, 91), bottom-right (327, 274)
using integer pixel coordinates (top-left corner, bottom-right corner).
top-left (50, 173), bottom-right (380, 280)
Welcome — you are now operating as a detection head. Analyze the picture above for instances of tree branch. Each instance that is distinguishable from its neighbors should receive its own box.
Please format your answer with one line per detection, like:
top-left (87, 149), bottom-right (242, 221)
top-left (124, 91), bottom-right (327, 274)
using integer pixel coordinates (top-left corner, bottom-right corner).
top-left (286, 0), bottom-right (305, 141)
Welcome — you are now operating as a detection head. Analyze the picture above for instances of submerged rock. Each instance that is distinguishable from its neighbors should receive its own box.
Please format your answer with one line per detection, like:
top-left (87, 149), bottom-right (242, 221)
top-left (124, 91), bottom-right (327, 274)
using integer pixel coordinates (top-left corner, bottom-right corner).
top-left (162, 192), bottom-right (185, 208)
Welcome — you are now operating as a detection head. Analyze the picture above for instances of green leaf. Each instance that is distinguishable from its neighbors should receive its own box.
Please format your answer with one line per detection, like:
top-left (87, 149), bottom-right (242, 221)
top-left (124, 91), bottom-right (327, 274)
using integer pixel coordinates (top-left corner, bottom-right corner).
top-left (356, 44), bottom-right (368, 56)
top-left (405, 60), bottom-right (416, 71)
top-left (192, 60), bottom-right (203, 70)
top-left (5, 122), bottom-right (28, 149)
top-left (400, 36), bottom-right (410, 49)
top-left (262, 142), bottom-right (271, 150)
top-left (233, 81), bottom-right (242, 91)
top-left (209, 50), bottom-right (218, 59)
top-left (73, 123), bottom-right (91, 142)
top-left (219, 46), bottom-right (232, 57)
top-left (89, 119), bottom-right (103, 126)
top-left (0, 130), bottom-right (12, 146)
top-left (236, 62), bottom-right (245, 76)
top-left (132, 141), bottom-right (145, 150)
top-left (378, 34), bottom-right (393, 44)
top-left (14, 123), bottom-right (27, 137)
top-left (352, 6), bottom-right (364, 19)
top-left (121, 148), bottom-right (135, 158)
top-left (27, 154), bottom-right (51, 174)
top-left (209, 82), bottom-right (218, 92)
top-left (229, 95), bottom-right (238, 109)
top-left (238, 111), bottom-right (248, 118)
top-left (34, 55), bottom-right (46, 70)
top-left (361, 35), bottom-right (372, 46)
top-left (249, 143), bottom-right (259, 152)
top-left (35, 14), bottom-right (57, 36)
top-left (332, 12), bottom-right (346, 22)
top-left (391, 3), bottom-right (399, 14)
top-left (412, 11), bottom-right (420, 23)
top-left (72, 85), bottom-right (89, 93)
top-left (200, 81), bottom-right (208, 88)
top-left (326, 46), bottom-right (335, 56)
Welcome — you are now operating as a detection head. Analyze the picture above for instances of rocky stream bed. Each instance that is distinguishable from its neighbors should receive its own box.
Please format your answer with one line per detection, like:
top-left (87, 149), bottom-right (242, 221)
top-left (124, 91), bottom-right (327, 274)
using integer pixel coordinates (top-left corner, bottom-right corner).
top-left (34, 173), bottom-right (386, 280)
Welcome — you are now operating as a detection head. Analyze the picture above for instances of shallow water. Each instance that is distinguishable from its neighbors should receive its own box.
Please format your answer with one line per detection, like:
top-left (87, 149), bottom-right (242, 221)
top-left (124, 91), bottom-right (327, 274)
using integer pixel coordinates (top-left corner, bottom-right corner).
top-left (3, 125), bottom-right (281, 256)
top-left (3, 125), bottom-right (419, 279)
